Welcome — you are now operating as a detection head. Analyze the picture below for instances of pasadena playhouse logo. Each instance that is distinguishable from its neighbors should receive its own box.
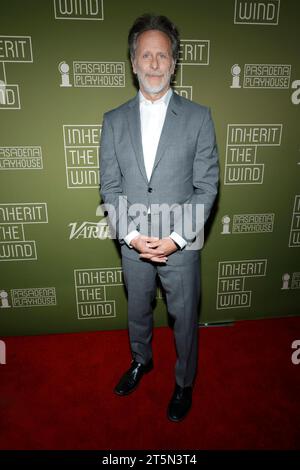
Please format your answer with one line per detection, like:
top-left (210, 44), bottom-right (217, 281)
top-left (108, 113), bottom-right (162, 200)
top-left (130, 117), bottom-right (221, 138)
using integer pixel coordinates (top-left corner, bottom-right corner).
top-left (281, 272), bottom-right (300, 290)
top-left (63, 124), bottom-right (101, 188)
top-left (58, 61), bottom-right (125, 87)
top-left (289, 195), bottom-right (300, 248)
top-left (53, 0), bottom-right (104, 20)
top-left (224, 124), bottom-right (282, 184)
top-left (74, 267), bottom-right (123, 319)
top-left (0, 35), bottom-right (33, 110)
top-left (234, 0), bottom-right (280, 25)
top-left (230, 64), bottom-right (291, 89)
top-left (230, 64), bottom-right (300, 104)
top-left (217, 259), bottom-right (267, 309)
top-left (0, 288), bottom-right (57, 308)
top-left (0, 203), bottom-right (48, 261)
top-left (221, 213), bottom-right (274, 234)
top-left (0, 146), bottom-right (43, 170)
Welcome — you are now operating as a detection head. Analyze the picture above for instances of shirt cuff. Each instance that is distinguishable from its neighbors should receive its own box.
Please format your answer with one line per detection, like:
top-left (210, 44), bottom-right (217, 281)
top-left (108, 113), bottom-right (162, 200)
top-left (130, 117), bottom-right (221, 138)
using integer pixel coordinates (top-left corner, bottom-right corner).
top-left (169, 232), bottom-right (187, 250)
top-left (124, 230), bottom-right (140, 248)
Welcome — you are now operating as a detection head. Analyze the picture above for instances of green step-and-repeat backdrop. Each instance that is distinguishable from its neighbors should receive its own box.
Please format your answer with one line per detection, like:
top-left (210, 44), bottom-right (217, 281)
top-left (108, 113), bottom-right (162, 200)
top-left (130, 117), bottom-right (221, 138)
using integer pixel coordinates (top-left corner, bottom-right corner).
top-left (0, 0), bottom-right (299, 335)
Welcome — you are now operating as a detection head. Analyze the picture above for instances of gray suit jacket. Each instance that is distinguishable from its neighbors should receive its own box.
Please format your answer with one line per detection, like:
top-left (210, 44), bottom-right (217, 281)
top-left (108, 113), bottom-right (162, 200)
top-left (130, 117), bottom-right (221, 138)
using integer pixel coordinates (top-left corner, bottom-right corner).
top-left (100, 91), bottom-right (219, 266)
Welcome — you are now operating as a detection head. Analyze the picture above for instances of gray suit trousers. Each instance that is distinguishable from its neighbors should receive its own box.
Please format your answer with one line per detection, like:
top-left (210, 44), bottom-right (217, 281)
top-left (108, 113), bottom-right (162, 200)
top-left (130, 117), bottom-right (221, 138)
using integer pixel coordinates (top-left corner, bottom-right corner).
top-left (121, 250), bottom-right (201, 388)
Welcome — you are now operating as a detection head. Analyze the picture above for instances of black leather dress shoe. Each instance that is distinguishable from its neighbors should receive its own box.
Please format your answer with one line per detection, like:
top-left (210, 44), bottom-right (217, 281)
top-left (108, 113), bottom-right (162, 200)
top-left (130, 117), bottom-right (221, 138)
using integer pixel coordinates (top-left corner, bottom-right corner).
top-left (167, 383), bottom-right (193, 422)
top-left (114, 359), bottom-right (153, 396)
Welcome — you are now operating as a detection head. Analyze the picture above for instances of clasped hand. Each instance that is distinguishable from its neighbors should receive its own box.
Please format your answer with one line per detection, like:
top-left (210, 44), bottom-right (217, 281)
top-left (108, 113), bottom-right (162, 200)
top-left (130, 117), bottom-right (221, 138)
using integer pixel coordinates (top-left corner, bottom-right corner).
top-left (131, 235), bottom-right (178, 263)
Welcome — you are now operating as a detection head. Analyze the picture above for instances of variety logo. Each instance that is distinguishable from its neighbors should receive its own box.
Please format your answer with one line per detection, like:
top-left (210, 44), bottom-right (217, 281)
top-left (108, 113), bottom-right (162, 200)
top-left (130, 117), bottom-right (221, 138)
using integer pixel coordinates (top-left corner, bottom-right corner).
top-left (69, 220), bottom-right (111, 239)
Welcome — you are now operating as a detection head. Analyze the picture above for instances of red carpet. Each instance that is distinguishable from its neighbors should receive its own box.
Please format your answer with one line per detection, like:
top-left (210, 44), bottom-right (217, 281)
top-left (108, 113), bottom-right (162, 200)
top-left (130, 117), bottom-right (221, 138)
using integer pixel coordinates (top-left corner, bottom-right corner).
top-left (1, 317), bottom-right (300, 450)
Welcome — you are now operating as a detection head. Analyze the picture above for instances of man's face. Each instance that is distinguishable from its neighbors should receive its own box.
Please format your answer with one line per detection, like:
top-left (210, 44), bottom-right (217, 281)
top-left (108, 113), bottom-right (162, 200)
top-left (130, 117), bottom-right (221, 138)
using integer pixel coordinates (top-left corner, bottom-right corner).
top-left (132, 29), bottom-right (175, 99)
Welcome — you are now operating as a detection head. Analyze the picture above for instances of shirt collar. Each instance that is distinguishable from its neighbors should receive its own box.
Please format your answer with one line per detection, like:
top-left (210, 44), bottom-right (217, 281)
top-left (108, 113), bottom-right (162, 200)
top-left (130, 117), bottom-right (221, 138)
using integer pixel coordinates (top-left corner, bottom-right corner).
top-left (139, 88), bottom-right (173, 107)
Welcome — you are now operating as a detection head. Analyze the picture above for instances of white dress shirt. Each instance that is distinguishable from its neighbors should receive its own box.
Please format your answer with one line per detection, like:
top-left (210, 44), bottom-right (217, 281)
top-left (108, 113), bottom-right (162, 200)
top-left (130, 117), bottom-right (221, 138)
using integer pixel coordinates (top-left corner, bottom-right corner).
top-left (140, 88), bottom-right (171, 181)
top-left (124, 88), bottom-right (187, 250)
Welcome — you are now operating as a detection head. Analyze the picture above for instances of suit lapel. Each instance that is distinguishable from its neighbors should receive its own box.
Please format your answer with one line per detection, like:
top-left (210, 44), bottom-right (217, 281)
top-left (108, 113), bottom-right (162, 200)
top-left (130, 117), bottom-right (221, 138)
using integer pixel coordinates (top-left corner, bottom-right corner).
top-left (126, 91), bottom-right (183, 184)
top-left (126, 95), bottom-right (148, 184)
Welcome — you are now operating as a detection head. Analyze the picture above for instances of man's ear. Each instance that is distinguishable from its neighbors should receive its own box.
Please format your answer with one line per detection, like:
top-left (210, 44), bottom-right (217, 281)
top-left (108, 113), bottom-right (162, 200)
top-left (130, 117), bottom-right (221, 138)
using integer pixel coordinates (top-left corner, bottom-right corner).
top-left (131, 59), bottom-right (137, 74)
top-left (171, 59), bottom-right (176, 75)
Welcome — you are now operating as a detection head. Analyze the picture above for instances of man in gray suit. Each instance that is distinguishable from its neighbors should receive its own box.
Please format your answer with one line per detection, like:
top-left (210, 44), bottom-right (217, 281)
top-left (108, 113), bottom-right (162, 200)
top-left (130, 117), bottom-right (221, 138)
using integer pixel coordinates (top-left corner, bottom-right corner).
top-left (100, 14), bottom-right (219, 422)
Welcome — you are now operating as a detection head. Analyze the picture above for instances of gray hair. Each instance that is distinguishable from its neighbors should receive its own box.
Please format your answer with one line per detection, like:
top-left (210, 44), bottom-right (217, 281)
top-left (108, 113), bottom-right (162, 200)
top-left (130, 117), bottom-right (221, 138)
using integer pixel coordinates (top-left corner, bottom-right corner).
top-left (128, 14), bottom-right (180, 61)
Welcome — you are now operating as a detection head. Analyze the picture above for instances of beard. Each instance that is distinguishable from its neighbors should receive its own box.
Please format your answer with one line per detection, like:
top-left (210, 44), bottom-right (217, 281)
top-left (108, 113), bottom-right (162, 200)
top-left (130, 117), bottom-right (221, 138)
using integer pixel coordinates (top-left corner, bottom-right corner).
top-left (136, 69), bottom-right (173, 95)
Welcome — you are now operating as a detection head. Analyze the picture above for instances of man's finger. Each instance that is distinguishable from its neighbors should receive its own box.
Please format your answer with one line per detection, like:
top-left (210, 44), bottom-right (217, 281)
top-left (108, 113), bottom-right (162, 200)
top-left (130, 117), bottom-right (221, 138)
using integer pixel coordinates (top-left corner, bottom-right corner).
top-left (150, 257), bottom-right (167, 263)
top-left (140, 235), bottom-right (159, 241)
top-left (140, 253), bottom-right (166, 259)
top-left (142, 247), bottom-right (165, 255)
top-left (140, 252), bottom-right (167, 260)
top-left (139, 253), bottom-right (155, 259)
top-left (139, 255), bottom-right (167, 263)
top-left (146, 241), bottom-right (162, 248)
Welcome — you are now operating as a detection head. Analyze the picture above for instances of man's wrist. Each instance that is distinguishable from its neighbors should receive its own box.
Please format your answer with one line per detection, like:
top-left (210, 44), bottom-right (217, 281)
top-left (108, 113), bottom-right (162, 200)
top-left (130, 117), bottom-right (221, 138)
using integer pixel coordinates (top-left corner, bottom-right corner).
top-left (169, 232), bottom-right (187, 250)
top-left (168, 236), bottom-right (180, 250)
top-left (124, 230), bottom-right (140, 248)
top-left (130, 235), bottom-right (141, 248)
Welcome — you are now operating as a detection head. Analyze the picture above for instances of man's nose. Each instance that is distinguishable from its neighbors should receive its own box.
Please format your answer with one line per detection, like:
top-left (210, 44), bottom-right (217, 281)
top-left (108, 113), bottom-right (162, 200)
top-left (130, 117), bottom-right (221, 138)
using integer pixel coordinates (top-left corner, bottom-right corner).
top-left (150, 56), bottom-right (158, 69)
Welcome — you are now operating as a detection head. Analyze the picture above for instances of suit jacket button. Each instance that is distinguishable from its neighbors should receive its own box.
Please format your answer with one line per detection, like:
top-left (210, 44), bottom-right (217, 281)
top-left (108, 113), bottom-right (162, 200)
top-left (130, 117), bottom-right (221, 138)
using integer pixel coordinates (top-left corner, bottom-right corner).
top-left (148, 187), bottom-right (153, 193)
